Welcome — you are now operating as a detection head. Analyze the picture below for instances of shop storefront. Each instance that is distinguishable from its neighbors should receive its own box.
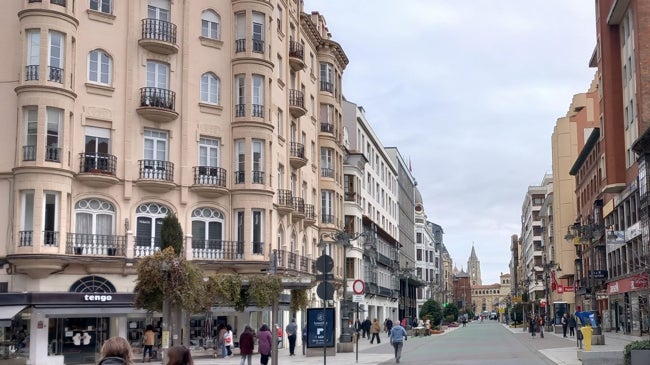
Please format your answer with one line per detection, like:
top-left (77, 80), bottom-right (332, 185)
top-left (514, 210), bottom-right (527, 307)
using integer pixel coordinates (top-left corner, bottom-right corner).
top-left (607, 274), bottom-right (650, 336)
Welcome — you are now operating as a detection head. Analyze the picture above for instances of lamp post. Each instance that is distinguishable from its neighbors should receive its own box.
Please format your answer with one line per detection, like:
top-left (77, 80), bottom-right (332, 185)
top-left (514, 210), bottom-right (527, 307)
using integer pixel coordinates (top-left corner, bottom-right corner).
top-left (564, 221), bottom-right (605, 335)
top-left (541, 258), bottom-right (561, 330)
top-left (320, 230), bottom-right (368, 344)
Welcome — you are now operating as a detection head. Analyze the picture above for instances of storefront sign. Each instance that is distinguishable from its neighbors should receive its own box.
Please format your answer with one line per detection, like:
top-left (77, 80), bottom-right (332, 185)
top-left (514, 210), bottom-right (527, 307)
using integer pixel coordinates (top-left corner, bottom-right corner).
top-left (83, 294), bottom-right (113, 302)
top-left (608, 274), bottom-right (649, 295)
top-left (556, 285), bottom-right (574, 294)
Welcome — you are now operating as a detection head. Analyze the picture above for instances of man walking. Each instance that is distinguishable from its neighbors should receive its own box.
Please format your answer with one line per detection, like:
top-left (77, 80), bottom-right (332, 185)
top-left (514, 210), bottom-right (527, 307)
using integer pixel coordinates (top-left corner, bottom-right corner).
top-left (362, 317), bottom-right (371, 339)
top-left (285, 318), bottom-right (298, 356)
top-left (561, 313), bottom-right (569, 338)
top-left (388, 319), bottom-right (407, 363)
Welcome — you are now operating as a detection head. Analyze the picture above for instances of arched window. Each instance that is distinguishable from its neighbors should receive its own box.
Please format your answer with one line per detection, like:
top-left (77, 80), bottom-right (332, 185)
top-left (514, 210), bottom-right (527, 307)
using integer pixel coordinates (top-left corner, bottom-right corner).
top-left (70, 275), bottom-right (116, 293)
top-left (88, 49), bottom-right (112, 85)
top-left (135, 203), bottom-right (170, 254)
top-left (201, 10), bottom-right (221, 40)
top-left (191, 207), bottom-right (224, 248)
top-left (75, 198), bottom-right (115, 236)
top-left (200, 72), bottom-right (220, 104)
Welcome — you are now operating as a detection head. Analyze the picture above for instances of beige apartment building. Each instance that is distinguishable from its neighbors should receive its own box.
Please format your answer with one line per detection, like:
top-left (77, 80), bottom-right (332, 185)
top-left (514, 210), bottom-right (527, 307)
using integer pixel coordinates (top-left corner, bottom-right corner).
top-left (0, 0), bottom-right (350, 363)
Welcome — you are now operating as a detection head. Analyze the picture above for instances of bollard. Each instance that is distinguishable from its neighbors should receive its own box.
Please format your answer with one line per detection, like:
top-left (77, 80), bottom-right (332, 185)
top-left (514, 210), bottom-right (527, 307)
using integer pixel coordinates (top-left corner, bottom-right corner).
top-left (581, 325), bottom-right (593, 351)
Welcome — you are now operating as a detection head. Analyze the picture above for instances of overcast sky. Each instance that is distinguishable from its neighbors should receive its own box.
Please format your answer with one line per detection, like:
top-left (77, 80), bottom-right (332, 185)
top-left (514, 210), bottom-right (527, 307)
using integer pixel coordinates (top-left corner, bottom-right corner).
top-left (305, 1), bottom-right (597, 284)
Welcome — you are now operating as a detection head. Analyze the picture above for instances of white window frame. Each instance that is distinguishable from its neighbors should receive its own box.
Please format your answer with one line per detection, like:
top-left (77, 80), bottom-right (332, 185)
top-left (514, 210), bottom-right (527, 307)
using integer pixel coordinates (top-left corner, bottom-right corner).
top-left (200, 72), bottom-right (219, 104)
top-left (143, 129), bottom-right (168, 161)
top-left (46, 107), bottom-right (62, 149)
top-left (199, 136), bottom-right (220, 167)
top-left (25, 107), bottom-right (38, 147)
top-left (48, 31), bottom-right (64, 69)
top-left (21, 190), bottom-right (35, 232)
top-left (191, 207), bottom-right (224, 249)
top-left (236, 74), bottom-right (245, 106)
top-left (88, 49), bottom-right (111, 85)
top-left (74, 198), bottom-right (115, 236)
top-left (43, 190), bottom-right (60, 239)
top-left (90, 0), bottom-right (113, 14)
top-left (27, 29), bottom-right (40, 67)
top-left (251, 209), bottom-right (264, 253)
top-left (252, 74), bottom-right (264, 106)
top-left (252, 12), bottom-right (264, 41)
top-left (201, 10), bottom-right (221, 40)
top-left (146, 61), bottom-right (169, 89)
top-left (252, 139), bottom-right (264, 173)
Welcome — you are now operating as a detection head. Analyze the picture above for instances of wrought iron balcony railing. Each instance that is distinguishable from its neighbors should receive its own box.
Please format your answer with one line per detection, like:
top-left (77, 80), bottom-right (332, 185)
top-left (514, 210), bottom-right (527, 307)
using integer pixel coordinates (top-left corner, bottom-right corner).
top-left (139, 87), bottom-right (176, 111)
top-left (141, 18), bottom-right (177, 44)
top-left (192, 239), bottom-right (244, 260)
top-left (79, 152), bottom-right (117, 175)
top-left (25, 65), bottom-right (39, 81)
top-left (48, 66), bottom-right (63, 83)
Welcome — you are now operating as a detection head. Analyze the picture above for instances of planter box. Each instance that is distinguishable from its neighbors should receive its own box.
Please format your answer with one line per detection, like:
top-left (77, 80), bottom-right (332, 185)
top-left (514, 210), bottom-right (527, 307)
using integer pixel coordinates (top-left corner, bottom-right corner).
top-left (631, 350), bottom-right (650, 365)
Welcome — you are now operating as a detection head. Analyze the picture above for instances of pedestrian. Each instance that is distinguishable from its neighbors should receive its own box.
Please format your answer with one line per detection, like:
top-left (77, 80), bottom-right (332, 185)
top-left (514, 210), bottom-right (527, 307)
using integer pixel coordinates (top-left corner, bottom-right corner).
top-left (362, 317), bottom-right (371, 339)
top-left (275, 324), bottom-right (283, 349)
top-left (302, 325), bottom-right (308, 356)
top-left (388, 319), bottom-right (407, 364)
top-left (238, 325), bottom-right (255, 365)
top-left (285, 318), bottom-right (298, 356)
top-left (215, 324), bottom-right (227, 358)
top-left (370, 318), bottom-right (381, 344)
top-left (97, 336), bottom-right (134, 365)
top-left (167, 345), bottom-right (193, 365)
top-left (561, 313), bottom-right (569, 338)
top-left (529, 315), bottom-right (537, 337)
top-left (568, 314), bottom-right (576, 336)
top-left (385, 318), bottom-right (393, 336)
top-left (224, 325), bottom-right (234, 357)
top-left (538, 315), bottom-right (545, 338)
top-left (142, 325), bottom-right (156, 362)
top-left (258, 324), bottom-right (272, 365)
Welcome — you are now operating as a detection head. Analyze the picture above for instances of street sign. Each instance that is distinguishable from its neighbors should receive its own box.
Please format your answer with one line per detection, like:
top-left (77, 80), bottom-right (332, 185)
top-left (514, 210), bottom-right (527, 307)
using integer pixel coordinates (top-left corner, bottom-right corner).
top-left (352, 279), bottom-right (365, 294)
top-left (316, 254), bottom-right (334, 273)
top-left (352, 294), bottom-right (364, 302)
top-left (317, 281), bottom-right (335, 300)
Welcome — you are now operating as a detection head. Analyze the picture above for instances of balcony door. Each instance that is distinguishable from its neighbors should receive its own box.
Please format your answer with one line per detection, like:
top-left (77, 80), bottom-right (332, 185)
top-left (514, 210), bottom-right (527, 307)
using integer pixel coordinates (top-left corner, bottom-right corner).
top-left (84, 127), bottom-right (110, 172)
top-left (148, 0), bottom-right (169, 21)
top-left (75, 199), bottom-right (115, 248)
top-left (135, 203), bottom-right (169, 249)
top-left (146, 61), bottom-right (169, 89)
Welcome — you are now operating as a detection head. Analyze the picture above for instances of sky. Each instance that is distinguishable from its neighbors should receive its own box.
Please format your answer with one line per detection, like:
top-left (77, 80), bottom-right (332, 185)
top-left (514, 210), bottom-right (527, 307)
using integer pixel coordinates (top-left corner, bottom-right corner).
top-left (304, 1), bottom-right (597, 284)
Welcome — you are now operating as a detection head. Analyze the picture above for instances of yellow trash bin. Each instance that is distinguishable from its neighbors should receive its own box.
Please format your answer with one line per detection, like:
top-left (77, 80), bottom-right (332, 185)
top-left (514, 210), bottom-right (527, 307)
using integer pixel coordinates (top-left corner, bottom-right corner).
top-left (581, 325), bottom-right (593, 351)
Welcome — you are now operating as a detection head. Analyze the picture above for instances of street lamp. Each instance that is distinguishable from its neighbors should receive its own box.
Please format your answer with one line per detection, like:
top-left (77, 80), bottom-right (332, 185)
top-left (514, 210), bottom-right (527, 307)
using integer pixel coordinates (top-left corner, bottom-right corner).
top-left (540, 258), bottom-right (561, 329)
top-left (564, 221), bottom-right (606, 335)
top-left (320, 230), bottom-right (368, 344)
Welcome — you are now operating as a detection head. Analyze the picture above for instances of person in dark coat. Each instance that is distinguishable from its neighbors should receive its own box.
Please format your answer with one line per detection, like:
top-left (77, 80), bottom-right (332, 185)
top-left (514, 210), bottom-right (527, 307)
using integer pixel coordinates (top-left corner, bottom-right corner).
top-left (238, 325), bottom-right (255, 365)
top-left (258, 324), bottom-right (272, 365)
top-left (568, 314), bottom-right (577, 336)
top-left (362, 317), bottom-right (372, 339)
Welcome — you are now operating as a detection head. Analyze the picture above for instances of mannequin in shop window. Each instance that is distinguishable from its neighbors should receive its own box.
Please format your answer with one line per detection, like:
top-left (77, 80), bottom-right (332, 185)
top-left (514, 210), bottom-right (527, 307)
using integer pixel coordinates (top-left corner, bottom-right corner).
top-left (82, 332), bottom-right (92, 345)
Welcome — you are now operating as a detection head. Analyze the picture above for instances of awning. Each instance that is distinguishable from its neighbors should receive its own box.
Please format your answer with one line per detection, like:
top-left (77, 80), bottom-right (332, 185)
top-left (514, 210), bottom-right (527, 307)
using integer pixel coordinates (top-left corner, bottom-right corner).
top-left (0, 305), bottom-right (27, 320)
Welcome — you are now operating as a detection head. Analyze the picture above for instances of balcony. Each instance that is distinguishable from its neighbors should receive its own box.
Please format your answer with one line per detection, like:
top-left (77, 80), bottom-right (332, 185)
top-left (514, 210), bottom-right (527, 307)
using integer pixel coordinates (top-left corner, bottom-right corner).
top-left (191, 239), bottom-right (243, 260)
top-left (66, 233), bottom-right (125, 256)
top-left (235, 104), bottom-right (245, 117)
top-left (252, 39), bottom-right (264, 54)
top-left (320, 81), bottom-right (333, 93)
top-left (190, 166), bottom-right (228, 197)
top-left (136, 159), bottom-right (175, 192)
top-left (320, 122), bottom-right (335, 134)
top-left (321, 214), bottom-right (335, 225)
top-left (288, 41), bottom-right (305, 71)
top-left (235, 39), bottom-right (246, 53)
top-left (289, 142), bottom-right (307, 169)
top-left (45, 146), bottom-right (61, 162)
top-left (134, 237), bottom-right (161, 257)
top-left (44, 231), bottom-right (59, 246)
top-left (291, 197), bottom-right (305, 222)
top-left (253, 241), bottom-right (264, 255)
top-left (288, 89), bottom-right (306, 118)
top-left (304, 204), bottom-right (316, 226)
top-left (77, 152), bottom-right (119, 187)
top-left (48, 66), bottom-right (63, 83)
top-left (137, 87), bottom-right (178, 122)
top-left (25, 65), bottom-right (39, 81)
top-left (18, 231), bottom-right (33, 247)
top-left (252, 170), bottom-right (265, 184)
top-left (138, 18), bottom-right (178, 54)
top-left (23, 146), bottom-right (36, 161)
top-left (321, 167), bottom-right (334, 178)
top-left (276, 189), bottom-right (293, 216)
top-left (252, 104), bottom-right (264, 118)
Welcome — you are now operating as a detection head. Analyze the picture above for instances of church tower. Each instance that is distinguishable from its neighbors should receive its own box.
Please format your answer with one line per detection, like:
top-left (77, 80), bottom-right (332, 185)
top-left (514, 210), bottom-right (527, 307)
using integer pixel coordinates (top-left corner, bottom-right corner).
top-left (467, 244), bottom-right (482, 286)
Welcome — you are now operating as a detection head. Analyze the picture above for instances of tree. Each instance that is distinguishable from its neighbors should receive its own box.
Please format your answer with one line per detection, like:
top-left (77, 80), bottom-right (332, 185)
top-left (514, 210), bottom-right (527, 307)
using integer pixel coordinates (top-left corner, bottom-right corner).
top-left (443, 302), bottom-right (459, 323)
top-left (161, 212), bottom-right (184, 255)
top-left (419, 299), bottom-right (442, 326)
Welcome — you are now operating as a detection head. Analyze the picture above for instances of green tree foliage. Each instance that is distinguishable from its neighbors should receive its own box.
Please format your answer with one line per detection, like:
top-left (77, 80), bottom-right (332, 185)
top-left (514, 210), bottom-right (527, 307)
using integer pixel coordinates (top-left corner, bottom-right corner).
top-left (419, 299), bottom-right (442, 325)
top-left (134, 247), bottom-right (213, 313)
top-left (161, 212), bottom-right (184, 255)
top-left (443, 302), bottom-right (459, 321)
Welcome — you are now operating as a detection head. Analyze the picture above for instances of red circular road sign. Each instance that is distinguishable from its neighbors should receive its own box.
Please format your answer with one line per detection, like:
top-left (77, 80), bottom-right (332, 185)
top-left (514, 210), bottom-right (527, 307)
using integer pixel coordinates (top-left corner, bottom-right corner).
top-left (352, 279), bottom-right (365, 294)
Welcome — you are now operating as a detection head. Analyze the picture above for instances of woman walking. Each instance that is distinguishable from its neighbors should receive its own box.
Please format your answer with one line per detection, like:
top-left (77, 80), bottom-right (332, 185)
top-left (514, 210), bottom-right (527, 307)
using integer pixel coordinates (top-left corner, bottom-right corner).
top-left (258, 324), bottom-right (272, 365)
top-left (370, 318), bottom-right (381, 344)
top-left (239, 325), bottom-right (255, 365)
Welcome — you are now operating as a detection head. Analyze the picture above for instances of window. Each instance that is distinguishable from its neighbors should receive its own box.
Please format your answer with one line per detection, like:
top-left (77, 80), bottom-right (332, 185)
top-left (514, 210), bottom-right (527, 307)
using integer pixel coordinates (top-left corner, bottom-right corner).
top-left (320, 63), bottom-right (334, 92)
top-left (252, 210), bottom-right (263, 254)
top-left (146, 61), bottom-right (169, 89)
top-left (83, 126), bottom-right (111, 172)
top-left (235, 13), bottom-right (246, 52)
top-left (90, 0), bottom-right (112, 14)
top-left (235, 75), bottom-right (245, 116)
top-left (24, 107), bottom-right (37, 161)
top-left (320, 147), bottom-right (334, 178)
top-left (277, 55), bottom-right (283, 80)
top-left (148, 0), bottom-right (169, 21)
top-left (48, 31), bottom-right (64, 83)
top-left (43, 191), bottom-right (60, 246)
top-left (143, 129), bottom-right (168, 162)
top-left (235, 210), bottom-right (245, 243)
top-left (46, 108), bottom-right (62, 162)
top-left (191, 207), bottom-right (224, 250)
top-left (200, 72), bottom-right (219, 104)
top-left (252, 12), bottom-right (265, 53)
top-left (252, 139), bottom-right (264, 183)
top-left (201, 10), bottom-right (220, 40)
top-left (135, 203), bottom-right (169, 251)
top-left (277, 108), bottom-right (284, 137)
top-left (75, 199), bottom-right (115, 239)
top-left (88, 50), bottom-right (111, 85)
top-left (20, 191), bottom-right (35, 246)
top-left (252, 74), bottom-right (264, 117)
top-left (321, 190), bottom-right (334, 224)
top-left (235, 139), bottom-right (245, 184)
top-left (26, 29), bottom-right (40, 81)
top-left (276, 6), bottom-right (283, 31)
top-left (199, 137), bottom-right (220, 167)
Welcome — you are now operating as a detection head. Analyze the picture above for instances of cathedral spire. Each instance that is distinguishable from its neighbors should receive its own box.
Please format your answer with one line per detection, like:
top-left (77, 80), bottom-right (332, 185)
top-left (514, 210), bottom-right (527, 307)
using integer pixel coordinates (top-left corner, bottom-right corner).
top-left (467, 244), bottom-right (481, 286)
